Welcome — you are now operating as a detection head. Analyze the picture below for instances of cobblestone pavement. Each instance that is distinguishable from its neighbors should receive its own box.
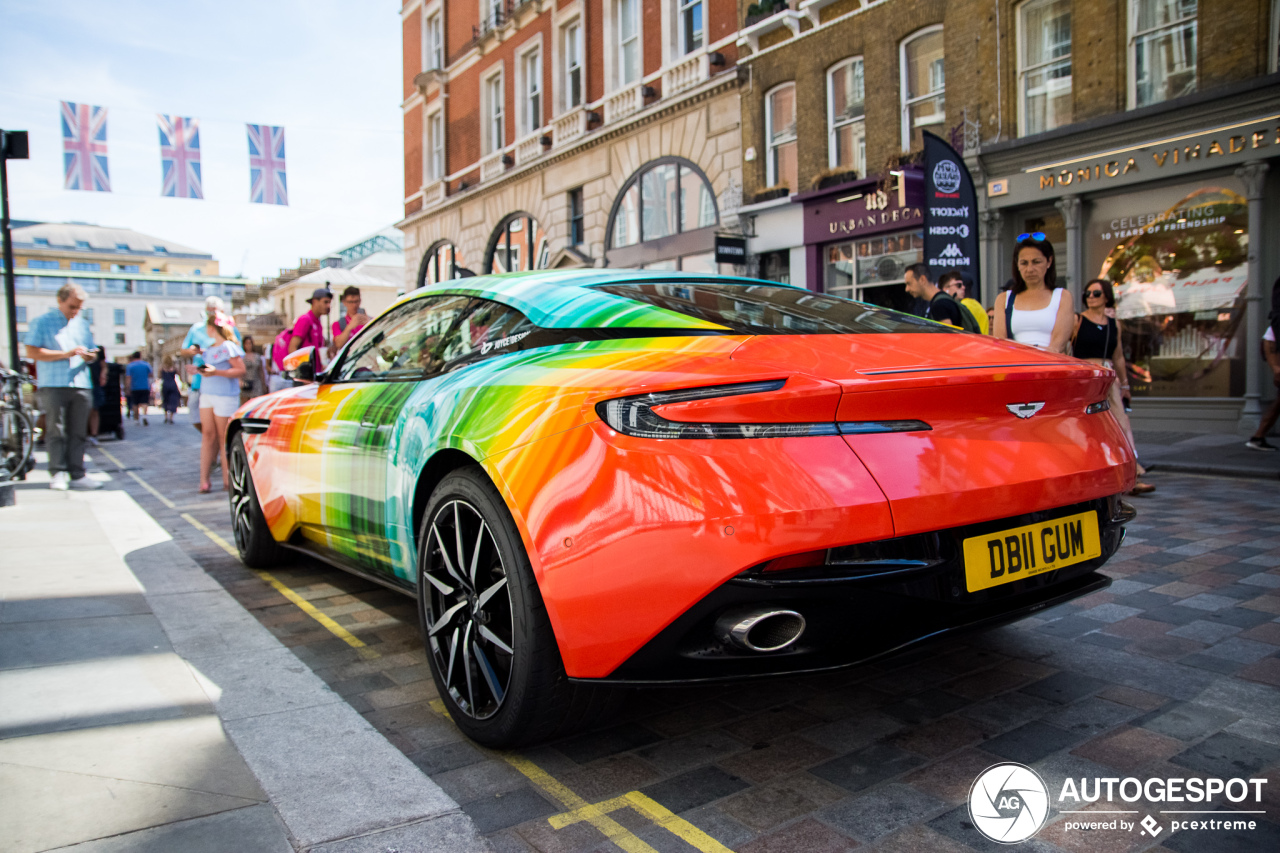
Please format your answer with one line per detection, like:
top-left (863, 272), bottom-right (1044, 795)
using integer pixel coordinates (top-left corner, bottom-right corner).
top-left (77, 415), bottom-right (1280, 853)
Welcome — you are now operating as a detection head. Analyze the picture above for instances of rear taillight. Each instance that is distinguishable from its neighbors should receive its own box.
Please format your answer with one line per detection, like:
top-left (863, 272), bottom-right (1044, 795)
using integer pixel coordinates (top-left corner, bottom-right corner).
top-left (596, 380), bottom-right (932, 440)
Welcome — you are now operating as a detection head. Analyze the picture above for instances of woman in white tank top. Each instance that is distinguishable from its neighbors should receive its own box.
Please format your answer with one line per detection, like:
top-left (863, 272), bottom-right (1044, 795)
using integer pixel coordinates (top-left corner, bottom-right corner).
top-left (993, 234), bottom-right (1075, 353)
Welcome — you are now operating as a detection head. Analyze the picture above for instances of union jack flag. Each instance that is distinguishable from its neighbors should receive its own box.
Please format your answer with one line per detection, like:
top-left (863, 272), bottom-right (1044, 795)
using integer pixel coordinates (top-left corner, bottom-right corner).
top-left (61, 101), bottom-right (110, 192)
top-left (158, 114), bottom-right (202, 199)
top-left (247, 123), bottom-right (288, 205)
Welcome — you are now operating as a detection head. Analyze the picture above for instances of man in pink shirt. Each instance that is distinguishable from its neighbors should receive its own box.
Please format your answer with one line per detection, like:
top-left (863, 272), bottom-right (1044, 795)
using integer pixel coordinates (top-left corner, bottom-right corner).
top-left (288, 288), bottom-right (332, 356)
top-left (332, 286), bottom-right (369, 351)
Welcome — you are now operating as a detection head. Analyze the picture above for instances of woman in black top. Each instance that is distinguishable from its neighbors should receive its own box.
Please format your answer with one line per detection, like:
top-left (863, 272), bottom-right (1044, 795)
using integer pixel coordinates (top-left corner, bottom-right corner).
top-left (1073, 279), bottom-right (1153, 495)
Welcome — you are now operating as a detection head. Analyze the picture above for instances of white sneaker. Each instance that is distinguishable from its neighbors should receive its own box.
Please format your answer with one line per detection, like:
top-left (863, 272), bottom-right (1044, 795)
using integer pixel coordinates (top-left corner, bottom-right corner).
top-left (50, 471), bottom-right (70, 491)
top-left (70, 475), bottom-right (104, 490)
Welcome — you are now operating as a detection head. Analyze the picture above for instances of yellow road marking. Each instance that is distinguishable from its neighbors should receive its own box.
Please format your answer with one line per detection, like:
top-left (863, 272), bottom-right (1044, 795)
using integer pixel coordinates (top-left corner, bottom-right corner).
top-left (97, 448), bottom-right (378, 660)
top-left (503, 754), bottom-right (659, 853)
top-left (625, 791), bottom-right (737, 853)
top-left (547, 794), bottom-right (633, 829)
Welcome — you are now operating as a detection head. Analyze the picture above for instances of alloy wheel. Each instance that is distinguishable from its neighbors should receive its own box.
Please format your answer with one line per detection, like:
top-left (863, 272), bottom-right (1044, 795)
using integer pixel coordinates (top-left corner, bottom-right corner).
top-left (229, 443), bottom-right (254, 554)
top-left (422, 499), bottom-right (515, 720)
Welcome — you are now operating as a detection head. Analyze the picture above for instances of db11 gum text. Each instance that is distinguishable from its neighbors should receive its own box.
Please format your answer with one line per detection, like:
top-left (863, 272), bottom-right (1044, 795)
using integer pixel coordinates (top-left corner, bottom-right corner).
top-left (963, 511), bottom-right (1102, 592)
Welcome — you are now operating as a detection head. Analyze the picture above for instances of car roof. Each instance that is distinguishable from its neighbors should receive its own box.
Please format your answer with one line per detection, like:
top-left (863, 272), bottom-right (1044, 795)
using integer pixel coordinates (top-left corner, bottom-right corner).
top-left (392, 269), bottom-right (798, 330)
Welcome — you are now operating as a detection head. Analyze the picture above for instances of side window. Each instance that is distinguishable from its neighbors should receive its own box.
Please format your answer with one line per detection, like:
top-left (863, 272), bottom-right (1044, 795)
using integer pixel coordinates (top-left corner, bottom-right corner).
top-left (332, 296), bottom-right (472, 382)
top-left (439, 299), bottom-right (539, 372)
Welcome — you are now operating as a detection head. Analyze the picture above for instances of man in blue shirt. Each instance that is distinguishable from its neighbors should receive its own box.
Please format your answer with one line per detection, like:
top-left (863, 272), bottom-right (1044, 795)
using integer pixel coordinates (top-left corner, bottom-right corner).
top-left (23, 283), bottom-right (102, 490)
top-left (124, 351), bottom-right (153, 426)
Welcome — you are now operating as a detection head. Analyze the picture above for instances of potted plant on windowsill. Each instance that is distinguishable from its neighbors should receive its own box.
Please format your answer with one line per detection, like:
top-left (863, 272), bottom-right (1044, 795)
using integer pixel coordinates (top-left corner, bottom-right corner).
top-left (751, 185), bottom-right (791, 205)
top-left (811, 168), bottom-right (860, 191)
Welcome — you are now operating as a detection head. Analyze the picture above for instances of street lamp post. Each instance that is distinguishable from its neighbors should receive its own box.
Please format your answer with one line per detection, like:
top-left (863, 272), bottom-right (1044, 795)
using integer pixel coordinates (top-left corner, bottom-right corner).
top-left (1, 129), bottom-right (31, 370)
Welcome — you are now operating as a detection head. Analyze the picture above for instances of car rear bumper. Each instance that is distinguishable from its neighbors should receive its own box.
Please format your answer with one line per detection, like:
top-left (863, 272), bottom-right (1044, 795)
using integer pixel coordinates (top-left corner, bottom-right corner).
top-left (588, 495), bottom-right (1132, 684)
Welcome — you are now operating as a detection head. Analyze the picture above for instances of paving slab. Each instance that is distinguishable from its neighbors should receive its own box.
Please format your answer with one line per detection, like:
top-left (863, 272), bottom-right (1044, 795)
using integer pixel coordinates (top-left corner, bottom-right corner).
top-left (46, 804), bottom-right (293, 853)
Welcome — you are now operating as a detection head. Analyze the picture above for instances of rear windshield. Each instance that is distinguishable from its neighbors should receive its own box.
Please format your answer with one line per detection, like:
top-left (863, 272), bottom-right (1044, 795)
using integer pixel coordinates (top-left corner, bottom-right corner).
top-left (592, 282), bottom-right (953, 335)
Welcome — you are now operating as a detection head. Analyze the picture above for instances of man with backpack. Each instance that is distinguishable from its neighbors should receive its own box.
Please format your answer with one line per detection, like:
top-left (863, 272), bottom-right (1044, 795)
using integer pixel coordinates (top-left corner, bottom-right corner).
top-left (903, 263), bottom-right (979, 332)
top-left (939, 270), bottom-right (989, 334)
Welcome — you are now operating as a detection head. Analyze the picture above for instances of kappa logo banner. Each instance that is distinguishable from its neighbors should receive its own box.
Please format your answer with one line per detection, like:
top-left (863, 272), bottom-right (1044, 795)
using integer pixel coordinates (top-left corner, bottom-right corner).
top-left (922, 131), bottom-right (979, 286)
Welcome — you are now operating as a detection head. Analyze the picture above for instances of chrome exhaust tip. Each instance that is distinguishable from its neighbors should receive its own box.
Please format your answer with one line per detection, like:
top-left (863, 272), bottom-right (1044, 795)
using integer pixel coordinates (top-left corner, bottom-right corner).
top-left (716, 608), bottom-right (806, 652)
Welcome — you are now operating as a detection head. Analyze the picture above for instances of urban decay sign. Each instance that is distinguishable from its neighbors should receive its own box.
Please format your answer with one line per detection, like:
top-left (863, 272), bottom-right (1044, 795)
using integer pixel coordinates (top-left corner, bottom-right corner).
top-left (922, 131), bottom-right (979, 286)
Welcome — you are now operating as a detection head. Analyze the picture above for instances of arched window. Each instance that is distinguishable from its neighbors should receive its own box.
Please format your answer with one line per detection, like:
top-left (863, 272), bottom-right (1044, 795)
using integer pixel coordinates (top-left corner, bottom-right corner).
top-left (484, 212), bottom-right (549, 274)
top-left (606, 158), bottom-right (719, 269)
top-left (417, 240), bottom-right (467, 289)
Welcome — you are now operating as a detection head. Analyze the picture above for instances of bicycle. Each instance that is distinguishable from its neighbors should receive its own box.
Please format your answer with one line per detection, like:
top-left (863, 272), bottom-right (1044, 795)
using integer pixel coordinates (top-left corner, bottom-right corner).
top-left (1, 365), bottom-right (35, 482)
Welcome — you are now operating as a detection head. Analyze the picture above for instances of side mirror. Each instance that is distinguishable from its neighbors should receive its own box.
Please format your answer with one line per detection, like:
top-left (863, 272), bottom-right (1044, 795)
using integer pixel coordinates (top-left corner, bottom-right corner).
top-left (283, 346), bottom-right (319, 384)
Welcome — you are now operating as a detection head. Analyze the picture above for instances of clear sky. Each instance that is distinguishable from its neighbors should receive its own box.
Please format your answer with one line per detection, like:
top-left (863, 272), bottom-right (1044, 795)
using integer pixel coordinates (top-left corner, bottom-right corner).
top-left (0, 0), bottom-right (403, 281)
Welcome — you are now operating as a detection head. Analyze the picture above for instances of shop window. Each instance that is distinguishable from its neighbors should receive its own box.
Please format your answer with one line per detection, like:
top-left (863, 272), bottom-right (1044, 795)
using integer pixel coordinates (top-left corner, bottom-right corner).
top-left (827, 58), bottom-right (866, 175)
top-left (678, 1), bottom-right (704, 55)
top-left (765, 83), bottom-right (798, 191)
top-left (1129, 0), bottom-right (1197, 109)
top-left (824, 231), bottom-right (924, 313)
top-left (1092, 184), bottom-right (1248, 399)
top-left (607, 158), bottom-right (718, 253)
top-left (485, 213), bottom-right (548, 274)
top-left (900, 27), bottom-right (945, 151)
top-left (568, 188), bottom-right (585, 246)
top-left (1019, 0), bottom-right (1072, 136)
top-left (616, 0), bottom-right (641, 88)
top-left (420, 240), bottom-right (466, 286)
top-left (757, 250), bottom-right (791, 285)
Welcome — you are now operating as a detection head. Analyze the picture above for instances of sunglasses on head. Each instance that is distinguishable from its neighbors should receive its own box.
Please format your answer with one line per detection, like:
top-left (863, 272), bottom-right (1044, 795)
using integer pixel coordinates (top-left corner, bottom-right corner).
top-left (1016, 231), bottom-right (1048, 243)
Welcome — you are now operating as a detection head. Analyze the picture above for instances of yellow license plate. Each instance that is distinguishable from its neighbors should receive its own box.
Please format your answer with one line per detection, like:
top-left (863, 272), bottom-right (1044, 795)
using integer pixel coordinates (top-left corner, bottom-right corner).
top-left (962, 510), bottom-right (1101, 593)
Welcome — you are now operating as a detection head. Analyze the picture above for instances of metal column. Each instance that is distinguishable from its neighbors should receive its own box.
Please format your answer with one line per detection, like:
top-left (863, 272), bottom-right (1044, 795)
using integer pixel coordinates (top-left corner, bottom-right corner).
top-left (1236, 161), bottom-right (1269, 430)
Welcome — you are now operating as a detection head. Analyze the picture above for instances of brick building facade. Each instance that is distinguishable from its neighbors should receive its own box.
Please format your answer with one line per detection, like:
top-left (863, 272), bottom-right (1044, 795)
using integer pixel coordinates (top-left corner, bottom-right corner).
top-left (397, 0), bottom-right (747, 287)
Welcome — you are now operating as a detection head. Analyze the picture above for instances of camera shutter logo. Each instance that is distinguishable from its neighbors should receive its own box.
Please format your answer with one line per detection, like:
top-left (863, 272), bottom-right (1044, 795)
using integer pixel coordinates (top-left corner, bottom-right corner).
top-left (968, 763), bottom-right (1050, 844)
top-left (933, 160), bottom-right (963, 194)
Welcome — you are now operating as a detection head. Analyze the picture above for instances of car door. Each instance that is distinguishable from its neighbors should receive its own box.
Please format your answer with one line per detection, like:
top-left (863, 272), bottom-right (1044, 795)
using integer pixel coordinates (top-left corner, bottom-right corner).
top-left (297, 295), bottom-right (475, 582)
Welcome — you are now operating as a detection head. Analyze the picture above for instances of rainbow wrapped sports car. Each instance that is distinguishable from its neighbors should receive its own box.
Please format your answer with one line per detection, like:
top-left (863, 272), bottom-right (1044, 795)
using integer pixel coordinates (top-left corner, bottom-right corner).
top-left (228, 270), bottom-right (1136, 746)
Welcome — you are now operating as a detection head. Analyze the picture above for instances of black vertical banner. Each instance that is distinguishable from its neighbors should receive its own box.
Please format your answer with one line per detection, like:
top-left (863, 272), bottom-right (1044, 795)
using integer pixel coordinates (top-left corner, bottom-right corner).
top-left (922, 131), bottom-right (979, 287)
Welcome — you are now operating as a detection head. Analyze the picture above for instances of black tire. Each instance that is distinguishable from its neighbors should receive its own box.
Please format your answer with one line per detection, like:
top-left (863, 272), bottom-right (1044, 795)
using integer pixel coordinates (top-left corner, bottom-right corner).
top-left (1, 407), bottom-right (34, 481)
top-left (228, 432), bottom-right (284, 568)
top-left (417, 466), bottom-right (617, 747)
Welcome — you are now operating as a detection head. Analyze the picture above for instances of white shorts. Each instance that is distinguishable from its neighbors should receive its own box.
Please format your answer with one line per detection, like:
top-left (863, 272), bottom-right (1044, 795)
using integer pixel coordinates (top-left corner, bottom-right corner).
top-left (199, 393), bottom-right (240, 418)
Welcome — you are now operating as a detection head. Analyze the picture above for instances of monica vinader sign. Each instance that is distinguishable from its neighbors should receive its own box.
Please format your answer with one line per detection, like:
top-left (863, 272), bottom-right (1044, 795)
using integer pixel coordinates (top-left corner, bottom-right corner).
top-left (986, 114), bottom-right (1280, 204)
